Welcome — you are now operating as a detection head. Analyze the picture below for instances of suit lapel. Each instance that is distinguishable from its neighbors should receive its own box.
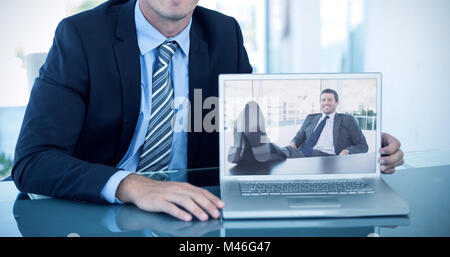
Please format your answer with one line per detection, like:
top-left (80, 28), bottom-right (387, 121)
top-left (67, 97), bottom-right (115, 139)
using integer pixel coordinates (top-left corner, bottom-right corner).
top-left (113, 0), bottom-right (141, 163)
top-left (187, 11), bottom-right (209, 168)
top-left (307, 114), bottom-right (322, 137)
top-left (333, 114), bottom-right (342, 152)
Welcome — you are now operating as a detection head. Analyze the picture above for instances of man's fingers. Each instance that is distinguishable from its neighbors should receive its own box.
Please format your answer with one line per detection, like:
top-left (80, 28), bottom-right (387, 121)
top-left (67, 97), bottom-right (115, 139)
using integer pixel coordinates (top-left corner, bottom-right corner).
top-left (381, 166), bottom-right (396, 174)
top-left (379, 149), bottom-right (404, 174)
top-left (196, 188), bottom-right (224, 218)
top-left (197, 187), bottom-right (225, 208)
top-left (185, 190), bottom-right (221, 219)
top-left (379, 133), bottom-right (404, 175)
top-left (380, 139), bottom-right (400, 155)
top-left (135, 195), bottom-right (193, 222)
top-left (381, 157), bottom-right (404, 174)
top-left (180, 184), bottom-right (223, 219)
top-left (161, 202), bottom-right (193, 222)
top-left (380, 149), bottom-right (404, 166)
top-left (380, 133), bottom-right (401, 155)
top-left (381, 132), bottom-right (394, 146)
top-left (182, 183), bottom-right (225, 209)
top-left (130, 179), bottom-right (224, 222)
top-left (168, 193), bottom-right (209, 221)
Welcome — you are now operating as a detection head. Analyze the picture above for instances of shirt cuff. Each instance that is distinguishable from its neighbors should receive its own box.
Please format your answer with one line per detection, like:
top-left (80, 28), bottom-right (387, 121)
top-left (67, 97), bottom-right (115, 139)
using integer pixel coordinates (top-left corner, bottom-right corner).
top-left (100, 170), bottom-right (133, 204)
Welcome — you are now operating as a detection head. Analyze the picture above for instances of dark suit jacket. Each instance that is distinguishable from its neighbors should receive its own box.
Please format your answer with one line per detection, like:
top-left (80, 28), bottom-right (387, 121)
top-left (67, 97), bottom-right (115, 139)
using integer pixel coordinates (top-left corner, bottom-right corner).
top-left (291, 113), bottom-right (369, 155)
top-left (12, 0), bottom-right (252, 203)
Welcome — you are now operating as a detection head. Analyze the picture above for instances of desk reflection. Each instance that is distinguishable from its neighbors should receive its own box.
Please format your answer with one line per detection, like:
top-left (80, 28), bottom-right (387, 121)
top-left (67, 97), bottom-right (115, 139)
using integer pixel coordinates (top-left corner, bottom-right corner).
top-left (13, 193), bottom-right (221, 237)
top-left (13, 192), bottom-right (409, 237)
top-left (222, 216), bottom-right (409, 237)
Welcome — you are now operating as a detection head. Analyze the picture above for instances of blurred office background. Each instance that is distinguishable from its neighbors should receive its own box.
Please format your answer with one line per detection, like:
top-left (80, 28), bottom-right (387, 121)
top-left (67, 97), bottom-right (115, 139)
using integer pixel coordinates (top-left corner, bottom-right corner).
top-left (1, 0), bottom-right (449, 179)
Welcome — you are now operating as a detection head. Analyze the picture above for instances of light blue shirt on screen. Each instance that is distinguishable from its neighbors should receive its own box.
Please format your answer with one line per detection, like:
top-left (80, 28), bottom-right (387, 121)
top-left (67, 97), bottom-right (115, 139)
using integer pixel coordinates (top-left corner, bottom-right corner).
top-left (100, 0), bottom-right (190, 203)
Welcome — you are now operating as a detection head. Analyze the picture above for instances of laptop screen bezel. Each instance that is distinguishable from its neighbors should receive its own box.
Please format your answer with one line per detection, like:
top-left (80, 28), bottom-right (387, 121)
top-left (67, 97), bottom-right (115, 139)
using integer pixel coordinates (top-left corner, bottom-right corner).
top-left (219, 73), bottom-right (382, 181)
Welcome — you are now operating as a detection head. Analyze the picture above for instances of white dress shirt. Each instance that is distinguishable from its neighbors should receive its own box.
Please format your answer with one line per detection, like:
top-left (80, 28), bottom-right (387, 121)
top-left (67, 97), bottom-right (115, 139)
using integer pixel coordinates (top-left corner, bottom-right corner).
top-left (100, 0), bottom-right (191, 204)
top-left (313, 112), bottom-right (336, 155)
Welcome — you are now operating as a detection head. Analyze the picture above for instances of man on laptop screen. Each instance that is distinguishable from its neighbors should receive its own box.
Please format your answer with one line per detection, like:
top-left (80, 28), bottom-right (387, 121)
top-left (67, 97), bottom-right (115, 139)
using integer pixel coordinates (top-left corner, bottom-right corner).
top-left (224, 77), bottom-right (377, 175)
top-left (288, 88), bottom-right (369, 158)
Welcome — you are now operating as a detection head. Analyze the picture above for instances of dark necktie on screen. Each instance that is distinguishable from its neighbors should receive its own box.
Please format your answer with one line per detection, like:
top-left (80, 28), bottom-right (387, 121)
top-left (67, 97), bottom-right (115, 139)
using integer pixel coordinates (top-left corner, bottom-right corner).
top-left (136, 41), bottom-right (179, 180)
top-left (301, 115), bottom-right (330, 157)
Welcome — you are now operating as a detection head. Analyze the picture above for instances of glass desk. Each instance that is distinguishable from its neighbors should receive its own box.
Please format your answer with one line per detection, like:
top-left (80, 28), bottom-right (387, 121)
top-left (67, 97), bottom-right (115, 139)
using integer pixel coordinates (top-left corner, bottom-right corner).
top-left (0, 165), bottom-right (449, 237)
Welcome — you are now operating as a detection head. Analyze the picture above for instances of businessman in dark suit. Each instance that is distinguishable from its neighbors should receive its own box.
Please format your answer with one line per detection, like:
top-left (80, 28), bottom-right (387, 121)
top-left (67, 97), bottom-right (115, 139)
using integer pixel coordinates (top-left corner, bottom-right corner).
top-left (12, 0), bottom-right (252, 222)
top-left (12, 0), bottom-right (403, 221)
top-left (288, 88), bottom-right (368, 157)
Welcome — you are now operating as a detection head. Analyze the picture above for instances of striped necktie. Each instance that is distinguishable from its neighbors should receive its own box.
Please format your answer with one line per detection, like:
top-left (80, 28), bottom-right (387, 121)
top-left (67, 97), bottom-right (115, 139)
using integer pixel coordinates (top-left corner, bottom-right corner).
top-left (136, 41), bottom-right (179, 180)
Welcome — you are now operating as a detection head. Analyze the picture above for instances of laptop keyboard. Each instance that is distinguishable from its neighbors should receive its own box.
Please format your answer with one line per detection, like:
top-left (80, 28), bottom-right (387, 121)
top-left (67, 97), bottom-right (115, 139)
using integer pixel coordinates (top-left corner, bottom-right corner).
top-left (240, 180), bottom-right (375, 196)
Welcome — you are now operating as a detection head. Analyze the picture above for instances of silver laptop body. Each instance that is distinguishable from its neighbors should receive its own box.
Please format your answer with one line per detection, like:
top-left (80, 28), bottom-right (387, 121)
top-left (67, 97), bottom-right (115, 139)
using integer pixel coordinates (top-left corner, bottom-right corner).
top-left (219, 73), bottom-right (409, 219)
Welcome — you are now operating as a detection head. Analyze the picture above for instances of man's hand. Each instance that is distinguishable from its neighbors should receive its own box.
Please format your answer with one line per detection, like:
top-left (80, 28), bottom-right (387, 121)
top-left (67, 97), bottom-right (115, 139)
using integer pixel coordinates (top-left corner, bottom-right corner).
top-left (289, 142), bottom-right (297, 149)
top-left (380, 132), bottom-right (404, 174)
top-left (116, 174), bottom-right (224, 222)
top-left (339, 149), bottom-right (350, 155)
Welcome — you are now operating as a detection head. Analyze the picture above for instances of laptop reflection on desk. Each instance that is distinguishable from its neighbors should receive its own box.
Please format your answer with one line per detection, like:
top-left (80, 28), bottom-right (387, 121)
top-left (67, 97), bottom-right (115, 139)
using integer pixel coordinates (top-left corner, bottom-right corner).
top-left (222, 216), bottom-right (410, 237)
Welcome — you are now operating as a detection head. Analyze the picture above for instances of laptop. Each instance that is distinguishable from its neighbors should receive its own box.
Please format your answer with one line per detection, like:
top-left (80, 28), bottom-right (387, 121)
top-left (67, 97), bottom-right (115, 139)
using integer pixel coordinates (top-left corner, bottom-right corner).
top-left (218, 73), bottom-right (409, 219)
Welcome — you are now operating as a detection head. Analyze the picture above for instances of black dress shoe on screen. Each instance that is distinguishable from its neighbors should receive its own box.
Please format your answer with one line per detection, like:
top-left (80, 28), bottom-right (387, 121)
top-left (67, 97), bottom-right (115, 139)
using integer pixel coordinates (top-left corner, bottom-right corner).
top-left (228, 101), bottom-right (286, 164)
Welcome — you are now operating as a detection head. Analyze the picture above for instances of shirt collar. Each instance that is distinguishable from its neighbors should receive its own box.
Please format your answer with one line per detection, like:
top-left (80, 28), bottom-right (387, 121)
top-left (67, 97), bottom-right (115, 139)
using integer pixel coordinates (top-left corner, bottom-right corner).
top-left (134, 0), bottom-right (191, 56)
top-left (322, 112), bottom-right (336, 120)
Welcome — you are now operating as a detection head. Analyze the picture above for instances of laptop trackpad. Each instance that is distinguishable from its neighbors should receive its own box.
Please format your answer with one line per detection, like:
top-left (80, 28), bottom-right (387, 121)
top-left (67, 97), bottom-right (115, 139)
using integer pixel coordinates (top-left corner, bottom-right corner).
top-left (287, 196), bottom-right (341, 208)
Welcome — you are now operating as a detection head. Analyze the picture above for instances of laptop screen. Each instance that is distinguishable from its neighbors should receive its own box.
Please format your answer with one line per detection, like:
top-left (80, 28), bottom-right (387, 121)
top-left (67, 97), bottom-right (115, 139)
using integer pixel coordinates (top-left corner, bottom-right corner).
top-left (222, 75), bottom-right (379, 176)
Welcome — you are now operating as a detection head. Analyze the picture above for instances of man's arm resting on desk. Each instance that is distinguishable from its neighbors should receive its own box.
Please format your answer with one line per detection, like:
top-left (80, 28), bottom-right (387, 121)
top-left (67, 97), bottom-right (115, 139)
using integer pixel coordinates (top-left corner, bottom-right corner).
top-left (115, 173), bottom-right (224, 222)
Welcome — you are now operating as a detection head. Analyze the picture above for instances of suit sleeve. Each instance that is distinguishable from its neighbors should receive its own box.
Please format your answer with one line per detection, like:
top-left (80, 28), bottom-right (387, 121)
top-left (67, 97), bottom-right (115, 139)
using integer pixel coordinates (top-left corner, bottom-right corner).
top-left (12, 19), bottom-right (120, 203)
top-left (232, 18), bottom-right (253, 74)
top-left (291, 116), bottom-right (311, 148)
top-left (346, 116), bottom-right (369, 154)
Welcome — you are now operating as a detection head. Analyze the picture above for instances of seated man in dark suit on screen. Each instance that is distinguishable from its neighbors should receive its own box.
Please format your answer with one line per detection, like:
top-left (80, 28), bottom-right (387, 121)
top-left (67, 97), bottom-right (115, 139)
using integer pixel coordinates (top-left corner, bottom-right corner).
top-left (228, 89), bottom-right (369, 163)
top-left (287, 88), bottom-right (368, 158)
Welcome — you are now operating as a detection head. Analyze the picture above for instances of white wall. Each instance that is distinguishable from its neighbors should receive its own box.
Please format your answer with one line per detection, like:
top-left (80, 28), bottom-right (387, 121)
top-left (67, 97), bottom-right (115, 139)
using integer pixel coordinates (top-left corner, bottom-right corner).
top-left (275, 0), bottom-right (322, 73)
top-left (0, 0), bottom-right (66, 107)
top-left (0, 0), bottom-right (66, 157)
top-left (364, 0), bottom-right (450, 152)
top-left (289, 0), bottom-right (322, 73)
